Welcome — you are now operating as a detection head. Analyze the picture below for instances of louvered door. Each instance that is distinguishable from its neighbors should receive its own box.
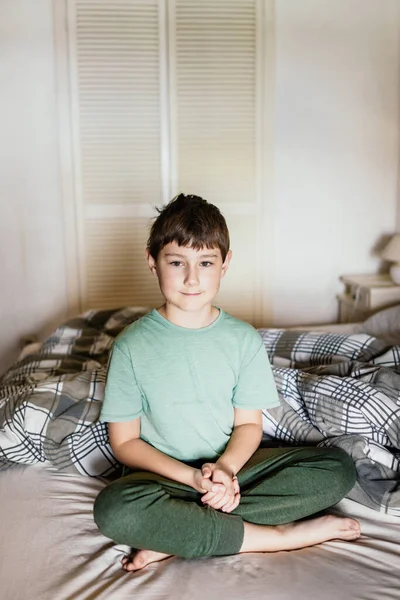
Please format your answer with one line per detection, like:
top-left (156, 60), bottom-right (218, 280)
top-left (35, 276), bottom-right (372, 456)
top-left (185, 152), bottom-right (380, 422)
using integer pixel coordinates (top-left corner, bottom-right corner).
top-left (66, 0), bottom-right (166, 309)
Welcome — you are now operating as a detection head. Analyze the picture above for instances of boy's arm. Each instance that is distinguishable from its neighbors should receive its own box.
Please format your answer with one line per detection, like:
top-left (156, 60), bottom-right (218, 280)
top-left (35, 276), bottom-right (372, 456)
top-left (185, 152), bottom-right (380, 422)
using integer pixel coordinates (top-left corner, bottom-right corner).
top-left (108, 419), bottom-right (215, 494)
top-left (216, 408), bottom-right (263, 476)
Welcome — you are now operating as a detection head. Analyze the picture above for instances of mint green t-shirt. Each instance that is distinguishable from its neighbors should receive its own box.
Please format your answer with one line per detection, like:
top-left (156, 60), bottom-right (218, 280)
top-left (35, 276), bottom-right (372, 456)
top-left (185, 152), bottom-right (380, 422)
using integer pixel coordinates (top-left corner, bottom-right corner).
top-left (100, 309), bottom-right (279, 462)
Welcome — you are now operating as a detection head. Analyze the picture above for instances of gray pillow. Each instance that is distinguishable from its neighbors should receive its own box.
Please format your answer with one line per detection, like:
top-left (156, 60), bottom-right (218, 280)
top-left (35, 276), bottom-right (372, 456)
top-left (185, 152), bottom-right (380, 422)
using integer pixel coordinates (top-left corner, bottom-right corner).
top-left (362, 304), bottom-right (400, 345)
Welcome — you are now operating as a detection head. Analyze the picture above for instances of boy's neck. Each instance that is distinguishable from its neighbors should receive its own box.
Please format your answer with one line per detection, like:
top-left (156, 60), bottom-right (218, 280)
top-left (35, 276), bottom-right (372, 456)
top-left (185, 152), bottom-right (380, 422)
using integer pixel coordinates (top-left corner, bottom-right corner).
top-left (157, 304), bottom-right (220, 329)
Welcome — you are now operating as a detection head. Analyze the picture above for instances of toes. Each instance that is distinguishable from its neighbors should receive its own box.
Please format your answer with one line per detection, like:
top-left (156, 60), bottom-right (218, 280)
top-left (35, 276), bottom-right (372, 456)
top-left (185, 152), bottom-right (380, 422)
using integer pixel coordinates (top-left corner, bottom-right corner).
top-left (122, 559), bottom-right (135, 572)
top-left (121, 550), bottom-right (173, 572)
top-left (345, 519), bottom-right (361, 533)
top-left (121, 552), bottom-right (145, 572)
top-left (336, 518), bottom-right (361, 540)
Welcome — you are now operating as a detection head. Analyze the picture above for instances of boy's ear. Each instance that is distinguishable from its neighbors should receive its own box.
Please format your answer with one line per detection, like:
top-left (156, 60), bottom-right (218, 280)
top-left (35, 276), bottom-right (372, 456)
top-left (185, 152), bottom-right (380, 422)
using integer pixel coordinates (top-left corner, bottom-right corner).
top-left (146, 248), bottom-right (158, 276)
top-left (221, 249), bottom-right (232, 279)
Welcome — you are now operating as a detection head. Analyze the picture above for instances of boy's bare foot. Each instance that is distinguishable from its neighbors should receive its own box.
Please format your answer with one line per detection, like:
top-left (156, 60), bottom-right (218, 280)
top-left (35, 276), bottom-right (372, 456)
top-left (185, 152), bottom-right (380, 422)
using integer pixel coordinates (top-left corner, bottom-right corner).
top-left (120, 515), bottom-right (360, 571)
top-left (240, 514), bottom-right (361, 553)
top-left (121, 549), bottom-right (173, 572)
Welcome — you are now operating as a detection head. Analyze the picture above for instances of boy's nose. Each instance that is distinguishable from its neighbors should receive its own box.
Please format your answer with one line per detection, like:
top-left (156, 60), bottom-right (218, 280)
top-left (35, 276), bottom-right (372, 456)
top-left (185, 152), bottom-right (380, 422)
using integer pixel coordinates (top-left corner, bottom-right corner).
top-left (184, 267), bottom-right (200, 287)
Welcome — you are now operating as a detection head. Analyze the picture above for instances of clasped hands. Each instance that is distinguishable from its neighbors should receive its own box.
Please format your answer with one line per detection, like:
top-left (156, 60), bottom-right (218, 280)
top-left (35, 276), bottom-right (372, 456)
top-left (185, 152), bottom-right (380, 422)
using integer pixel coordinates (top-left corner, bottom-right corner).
top-left (194, 462), bottom-right (241, 513)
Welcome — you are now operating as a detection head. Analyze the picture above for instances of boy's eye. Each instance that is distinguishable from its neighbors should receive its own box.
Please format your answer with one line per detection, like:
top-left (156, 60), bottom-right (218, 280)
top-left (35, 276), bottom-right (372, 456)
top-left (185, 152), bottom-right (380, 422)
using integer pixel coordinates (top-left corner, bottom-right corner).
top-left (168, 260), bottom-right (213, 267)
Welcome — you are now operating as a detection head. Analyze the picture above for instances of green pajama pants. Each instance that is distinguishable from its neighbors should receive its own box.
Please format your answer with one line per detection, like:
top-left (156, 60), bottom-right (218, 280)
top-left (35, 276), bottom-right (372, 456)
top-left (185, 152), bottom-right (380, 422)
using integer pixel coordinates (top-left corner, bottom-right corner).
top-left (93, 446), bottom-right (356, 559)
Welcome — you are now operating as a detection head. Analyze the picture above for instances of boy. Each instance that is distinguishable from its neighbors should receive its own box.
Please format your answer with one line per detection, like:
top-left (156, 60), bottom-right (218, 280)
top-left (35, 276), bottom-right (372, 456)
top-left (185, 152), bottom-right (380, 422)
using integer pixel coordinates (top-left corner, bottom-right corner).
top-left (94, 194), bottom-right (360, 572)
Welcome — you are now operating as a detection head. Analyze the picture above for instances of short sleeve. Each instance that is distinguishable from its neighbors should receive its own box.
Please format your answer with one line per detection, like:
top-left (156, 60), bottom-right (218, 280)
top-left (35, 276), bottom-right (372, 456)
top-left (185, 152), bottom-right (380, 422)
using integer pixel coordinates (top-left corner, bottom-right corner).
top-left (99, 341), bottom-right (143, 422)
top-left (232, 340), bottom-right (279, 410)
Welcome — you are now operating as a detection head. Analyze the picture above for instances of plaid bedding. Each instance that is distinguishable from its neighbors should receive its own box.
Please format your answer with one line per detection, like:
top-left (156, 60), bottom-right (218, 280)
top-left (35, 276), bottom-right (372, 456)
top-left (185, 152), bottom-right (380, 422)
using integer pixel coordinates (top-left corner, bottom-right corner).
top-left (0, 308), bottom-right (399, 515)
top-left (0, 307), bottom-right (150, 477)
top-left (259, 329), bottom-right (400, 516)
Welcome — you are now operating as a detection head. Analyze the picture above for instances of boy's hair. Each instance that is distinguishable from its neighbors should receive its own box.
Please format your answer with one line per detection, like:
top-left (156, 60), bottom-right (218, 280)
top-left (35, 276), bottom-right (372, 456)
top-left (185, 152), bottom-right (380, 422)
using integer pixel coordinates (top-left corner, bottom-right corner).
top-left (147, 193), bottom-right (230, 261)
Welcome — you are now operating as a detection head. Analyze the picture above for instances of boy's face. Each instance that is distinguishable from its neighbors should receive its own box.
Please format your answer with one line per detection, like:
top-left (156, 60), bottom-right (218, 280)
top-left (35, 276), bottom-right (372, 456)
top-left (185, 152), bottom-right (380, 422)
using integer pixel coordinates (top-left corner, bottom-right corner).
top-left (146, 242), bottom-right (232, 314)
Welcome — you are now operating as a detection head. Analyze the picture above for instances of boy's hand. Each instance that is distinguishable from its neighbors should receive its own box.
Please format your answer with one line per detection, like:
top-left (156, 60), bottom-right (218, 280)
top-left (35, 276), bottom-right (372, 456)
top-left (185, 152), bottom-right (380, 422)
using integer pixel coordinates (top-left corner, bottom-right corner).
top-left (200, 462), bottom-right (241, 513)
top-left (191, 468), bottom-right (218, 494)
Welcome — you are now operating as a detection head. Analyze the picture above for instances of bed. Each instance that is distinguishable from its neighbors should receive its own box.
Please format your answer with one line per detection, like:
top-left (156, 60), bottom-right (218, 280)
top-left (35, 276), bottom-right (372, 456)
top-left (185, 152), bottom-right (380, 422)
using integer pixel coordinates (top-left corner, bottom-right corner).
top-left (1, 305), bottom-right (400, 600)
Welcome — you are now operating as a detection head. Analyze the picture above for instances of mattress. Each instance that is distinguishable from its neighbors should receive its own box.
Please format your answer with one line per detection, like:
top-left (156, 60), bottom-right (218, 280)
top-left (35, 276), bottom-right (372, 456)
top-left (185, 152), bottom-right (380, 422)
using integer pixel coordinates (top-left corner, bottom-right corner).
top-left (0, 460), bottom-right (399, 600)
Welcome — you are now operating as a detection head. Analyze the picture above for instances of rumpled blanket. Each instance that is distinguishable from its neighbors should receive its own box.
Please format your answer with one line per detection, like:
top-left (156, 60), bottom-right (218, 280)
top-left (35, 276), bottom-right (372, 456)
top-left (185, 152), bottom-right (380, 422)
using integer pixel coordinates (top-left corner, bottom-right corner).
top-left (259, 328), bottom-right (400, 516)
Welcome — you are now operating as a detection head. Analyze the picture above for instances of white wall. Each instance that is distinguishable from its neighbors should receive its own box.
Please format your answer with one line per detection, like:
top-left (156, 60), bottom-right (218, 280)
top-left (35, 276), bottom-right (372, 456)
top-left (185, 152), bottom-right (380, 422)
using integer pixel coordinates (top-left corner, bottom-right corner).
top-left (273, 0), bottom-right (400, 325)
top-left (0, 0), bottom-right (399, 373)
top-left (0, 0), bottom-right (68, 374)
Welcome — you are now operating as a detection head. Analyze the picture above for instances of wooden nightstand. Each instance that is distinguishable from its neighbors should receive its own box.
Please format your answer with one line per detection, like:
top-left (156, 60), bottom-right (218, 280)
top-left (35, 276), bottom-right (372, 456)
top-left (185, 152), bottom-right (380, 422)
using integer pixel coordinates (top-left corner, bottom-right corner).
top-left (337, 273), bottom-right (400, 323)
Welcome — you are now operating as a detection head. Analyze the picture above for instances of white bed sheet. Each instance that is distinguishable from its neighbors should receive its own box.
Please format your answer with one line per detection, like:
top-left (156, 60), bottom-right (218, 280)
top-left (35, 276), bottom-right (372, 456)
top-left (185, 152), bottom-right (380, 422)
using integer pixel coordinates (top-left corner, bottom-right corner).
top-left (0, 461), bottom-right (399, 600)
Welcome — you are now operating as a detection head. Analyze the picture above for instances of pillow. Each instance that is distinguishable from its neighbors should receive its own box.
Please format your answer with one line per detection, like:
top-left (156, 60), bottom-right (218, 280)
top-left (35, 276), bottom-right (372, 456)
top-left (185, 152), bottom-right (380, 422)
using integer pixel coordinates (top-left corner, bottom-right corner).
top-left (362, 304), bottom-right (400, 345)
top-left (257, 328), bottom-right (387, 367)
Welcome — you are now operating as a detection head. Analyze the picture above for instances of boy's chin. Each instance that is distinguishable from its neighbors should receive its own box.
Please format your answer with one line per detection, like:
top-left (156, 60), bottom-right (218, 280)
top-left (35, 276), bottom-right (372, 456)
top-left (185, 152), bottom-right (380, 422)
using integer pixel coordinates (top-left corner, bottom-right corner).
top-left (179, 300), bottom-right (210, 312)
